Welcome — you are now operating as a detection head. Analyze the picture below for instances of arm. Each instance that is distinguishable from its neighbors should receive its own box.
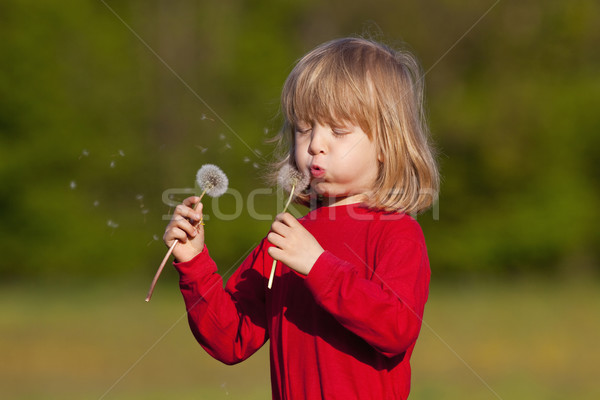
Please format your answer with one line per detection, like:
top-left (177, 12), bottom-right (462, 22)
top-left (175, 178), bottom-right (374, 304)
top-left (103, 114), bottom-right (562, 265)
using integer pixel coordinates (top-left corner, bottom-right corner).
top-left (164, 196), bottom-right (268, 364)
top-left (175, 242), bottom-right (269, 365)
top-left (305, 238), bottom-right (429, 358)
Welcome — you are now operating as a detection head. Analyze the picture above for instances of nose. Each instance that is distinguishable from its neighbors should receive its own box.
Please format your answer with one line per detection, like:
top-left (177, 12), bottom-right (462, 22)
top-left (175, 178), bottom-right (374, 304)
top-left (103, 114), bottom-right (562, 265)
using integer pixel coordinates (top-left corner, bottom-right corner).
top-left (308, 124), bottom-right (327, 156)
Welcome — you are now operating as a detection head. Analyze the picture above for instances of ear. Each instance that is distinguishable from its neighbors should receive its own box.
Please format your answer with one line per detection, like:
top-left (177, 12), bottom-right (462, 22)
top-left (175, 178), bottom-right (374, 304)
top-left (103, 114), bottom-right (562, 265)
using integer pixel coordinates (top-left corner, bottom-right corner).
top-left (373, 136), bottom-right (384, 163)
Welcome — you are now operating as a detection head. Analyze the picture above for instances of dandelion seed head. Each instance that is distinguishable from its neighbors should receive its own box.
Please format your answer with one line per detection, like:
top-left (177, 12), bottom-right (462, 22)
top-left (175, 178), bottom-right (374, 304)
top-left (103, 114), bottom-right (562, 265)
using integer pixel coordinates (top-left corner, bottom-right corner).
top-left (93, 200), bottom-right (100, 207)
top-left (107, 220), bottom-right (119, 228)
top-left (110, 160), bottom-right (116, 168)
top-left (243, 157), bottom-right (250, 163)
top-left (219, 133), bottom-right (226, 141)
top-left (196, 164), bottom-right (229, 197)
top-left (277, 164), bottom-right (310, 196)
top-left (70, 181), bottom-right (77, 190)
top-left (252, 162), bottom-right (259, 169)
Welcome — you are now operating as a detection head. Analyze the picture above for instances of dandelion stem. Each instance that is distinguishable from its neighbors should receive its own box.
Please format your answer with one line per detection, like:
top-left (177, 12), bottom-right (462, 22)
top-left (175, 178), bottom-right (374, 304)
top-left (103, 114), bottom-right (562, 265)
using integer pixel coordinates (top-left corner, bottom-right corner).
top-left (268, 183), bottom-right (296, 289)
top-left (283, 184), bottom-right (295, 211)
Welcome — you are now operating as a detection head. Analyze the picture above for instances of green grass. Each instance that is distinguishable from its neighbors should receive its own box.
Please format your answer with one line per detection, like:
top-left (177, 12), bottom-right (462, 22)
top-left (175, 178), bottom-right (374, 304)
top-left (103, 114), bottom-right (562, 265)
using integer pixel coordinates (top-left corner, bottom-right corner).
top-left (1, 278), bottom-right (598, 399)
top-left (411, 279), bottom-right (600, 399)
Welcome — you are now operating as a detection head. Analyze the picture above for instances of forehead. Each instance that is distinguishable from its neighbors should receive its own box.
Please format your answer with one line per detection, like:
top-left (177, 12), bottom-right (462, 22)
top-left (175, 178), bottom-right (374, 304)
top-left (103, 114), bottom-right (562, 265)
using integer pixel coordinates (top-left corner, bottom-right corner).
top-left (285, 72), bottom-right (371, 133)
top-left (282, 39), bottom-right (395, 137)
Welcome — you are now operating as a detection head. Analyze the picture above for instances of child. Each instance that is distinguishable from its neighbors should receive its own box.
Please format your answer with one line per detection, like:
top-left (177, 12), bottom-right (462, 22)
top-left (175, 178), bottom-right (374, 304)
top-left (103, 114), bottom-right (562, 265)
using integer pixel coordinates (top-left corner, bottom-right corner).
top-left (164, 37), bottom-right (439, 400)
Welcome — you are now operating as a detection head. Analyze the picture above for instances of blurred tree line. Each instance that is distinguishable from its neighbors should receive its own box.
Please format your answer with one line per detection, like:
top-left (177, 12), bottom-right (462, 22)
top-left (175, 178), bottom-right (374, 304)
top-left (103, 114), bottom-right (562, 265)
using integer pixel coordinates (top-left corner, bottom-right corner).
top-left (0, 0), bottom-right (598, 281)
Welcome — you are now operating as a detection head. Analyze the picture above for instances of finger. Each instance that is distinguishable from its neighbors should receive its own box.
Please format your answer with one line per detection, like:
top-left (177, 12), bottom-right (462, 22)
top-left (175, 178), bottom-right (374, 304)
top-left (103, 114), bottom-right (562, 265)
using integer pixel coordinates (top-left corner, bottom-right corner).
top-left (283, 212), bottom-right (301, 226)
top-left (267, 231), bottom-right (285, 248)
top-left (174, 204), bottom-right (202, 224)
top-left (274, 212), bottom-right (288, 223)
top-left (175, 203), bottom-right (202, 219)
top-left (270, 220), bottom-right (291, 236)
top-left (164, 226), bottom-right (190, 245)
top-left (267, 246), bottom-right (283, 262)
top-left (275, 212), bottom-right (298, 227)
top-left (170, 217), bottom-right (198, 238)
top-left (183, 196), bottom-right (202, 208)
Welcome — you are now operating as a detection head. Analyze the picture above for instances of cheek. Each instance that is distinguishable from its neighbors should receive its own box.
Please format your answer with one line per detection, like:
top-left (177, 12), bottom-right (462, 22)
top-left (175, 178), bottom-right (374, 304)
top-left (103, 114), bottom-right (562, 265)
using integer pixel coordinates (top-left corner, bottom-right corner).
top-left (294, 141), bottom-right (308, 165)
top-left (341, 148), bottom-right (379, 184)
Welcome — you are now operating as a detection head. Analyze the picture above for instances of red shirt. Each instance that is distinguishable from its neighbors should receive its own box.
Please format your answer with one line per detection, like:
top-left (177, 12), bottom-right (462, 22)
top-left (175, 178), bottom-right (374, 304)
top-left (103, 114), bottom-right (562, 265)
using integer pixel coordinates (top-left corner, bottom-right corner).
top-left (175, 203), bottom-right (430, 399)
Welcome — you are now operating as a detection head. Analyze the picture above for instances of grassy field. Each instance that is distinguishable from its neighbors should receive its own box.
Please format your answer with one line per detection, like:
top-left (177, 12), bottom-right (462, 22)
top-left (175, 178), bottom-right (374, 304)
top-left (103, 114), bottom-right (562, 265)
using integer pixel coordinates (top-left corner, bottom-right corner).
top-left (1, 277), bottom-right (598, 399)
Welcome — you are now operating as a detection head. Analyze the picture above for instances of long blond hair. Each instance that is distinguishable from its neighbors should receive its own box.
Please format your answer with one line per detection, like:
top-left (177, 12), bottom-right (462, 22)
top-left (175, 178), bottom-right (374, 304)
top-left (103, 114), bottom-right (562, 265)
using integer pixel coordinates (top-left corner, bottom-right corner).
top-left (275, 37), bottom-right (439, 214)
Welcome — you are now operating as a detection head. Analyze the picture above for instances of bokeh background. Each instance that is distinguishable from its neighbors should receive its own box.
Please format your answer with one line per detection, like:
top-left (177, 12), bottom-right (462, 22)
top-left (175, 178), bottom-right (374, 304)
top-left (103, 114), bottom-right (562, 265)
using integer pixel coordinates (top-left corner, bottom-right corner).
top-left (1, 0), bottom-right (598, 399)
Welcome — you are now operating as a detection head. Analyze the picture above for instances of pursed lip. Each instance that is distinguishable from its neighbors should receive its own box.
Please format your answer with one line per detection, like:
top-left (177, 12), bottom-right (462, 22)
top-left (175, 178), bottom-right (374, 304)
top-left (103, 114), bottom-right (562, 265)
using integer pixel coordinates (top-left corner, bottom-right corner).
top-left (310, 165), bottom-right (325, 178)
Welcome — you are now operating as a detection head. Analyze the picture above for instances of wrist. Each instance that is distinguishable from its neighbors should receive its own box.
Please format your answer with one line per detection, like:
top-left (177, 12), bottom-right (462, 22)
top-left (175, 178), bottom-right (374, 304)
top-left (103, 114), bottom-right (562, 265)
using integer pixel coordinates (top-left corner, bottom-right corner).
top-left (174, 245), bottom-right (204, 264)
top-left (304, 249), bottom-right (324, 275)
top-left (173, 245), bottom-right (215, 282)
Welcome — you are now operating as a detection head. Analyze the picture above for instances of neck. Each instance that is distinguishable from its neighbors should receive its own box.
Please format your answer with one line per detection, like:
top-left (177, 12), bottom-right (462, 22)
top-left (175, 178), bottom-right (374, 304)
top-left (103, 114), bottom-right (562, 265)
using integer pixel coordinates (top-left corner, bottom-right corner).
top-left (316, 194), bottom-right (366, 208)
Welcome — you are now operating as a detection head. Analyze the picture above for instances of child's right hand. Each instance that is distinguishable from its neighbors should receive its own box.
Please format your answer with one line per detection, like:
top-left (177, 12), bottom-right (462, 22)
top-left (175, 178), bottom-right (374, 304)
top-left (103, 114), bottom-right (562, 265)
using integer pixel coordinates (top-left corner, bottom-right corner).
top-left (163, 196), bottom-right (205, 263)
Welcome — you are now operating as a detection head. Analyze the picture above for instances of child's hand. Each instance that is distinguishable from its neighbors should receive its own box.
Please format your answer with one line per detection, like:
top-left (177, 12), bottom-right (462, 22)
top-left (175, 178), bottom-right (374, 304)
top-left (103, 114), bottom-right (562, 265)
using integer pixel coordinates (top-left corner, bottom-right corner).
top-left (163, 196), bottom-right (205, 263)
top-left (267, 213), bottom-right (324, 276)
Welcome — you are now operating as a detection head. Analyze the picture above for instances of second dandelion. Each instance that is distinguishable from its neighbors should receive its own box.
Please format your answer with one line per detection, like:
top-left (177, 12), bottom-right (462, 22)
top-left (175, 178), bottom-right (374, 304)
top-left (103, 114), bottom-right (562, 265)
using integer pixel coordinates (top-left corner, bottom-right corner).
top-left (268, 164), bottom-right (310, 289)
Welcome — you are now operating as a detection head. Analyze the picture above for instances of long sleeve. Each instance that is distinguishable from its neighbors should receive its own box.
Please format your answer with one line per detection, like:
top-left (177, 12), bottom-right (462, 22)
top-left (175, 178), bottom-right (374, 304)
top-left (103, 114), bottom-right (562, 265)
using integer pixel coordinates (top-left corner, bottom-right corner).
top-left (304, 229), bottom-right (430, 359)
top-left (175, 242), bottom-right (269, 365)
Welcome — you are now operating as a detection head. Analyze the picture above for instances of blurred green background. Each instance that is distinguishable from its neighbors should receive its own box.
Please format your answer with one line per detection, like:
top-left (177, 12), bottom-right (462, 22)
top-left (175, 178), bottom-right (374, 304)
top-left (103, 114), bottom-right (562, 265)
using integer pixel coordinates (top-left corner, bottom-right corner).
top-left (1, 0), bottom-right (598, 399)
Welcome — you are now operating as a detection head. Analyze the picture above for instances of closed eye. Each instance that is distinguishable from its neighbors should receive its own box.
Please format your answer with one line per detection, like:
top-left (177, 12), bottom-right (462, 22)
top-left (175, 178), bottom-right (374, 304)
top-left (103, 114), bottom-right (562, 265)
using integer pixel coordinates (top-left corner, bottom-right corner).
top-left (294, 124), bottom-right (312, 135)
top-left (331, 128), bottom-right (351, 137)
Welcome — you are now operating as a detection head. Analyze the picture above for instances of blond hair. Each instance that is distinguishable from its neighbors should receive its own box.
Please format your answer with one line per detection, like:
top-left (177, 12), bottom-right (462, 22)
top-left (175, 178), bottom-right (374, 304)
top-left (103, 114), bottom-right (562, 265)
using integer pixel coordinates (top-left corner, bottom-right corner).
top-left (274, 37), bottom-right (439, 214)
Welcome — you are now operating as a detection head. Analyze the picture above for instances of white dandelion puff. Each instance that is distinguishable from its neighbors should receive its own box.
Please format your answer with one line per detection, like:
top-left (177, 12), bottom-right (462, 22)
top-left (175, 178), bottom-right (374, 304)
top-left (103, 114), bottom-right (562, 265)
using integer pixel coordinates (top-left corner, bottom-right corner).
top-left (70, 181), bottom-right (77, 190)
top-left (196, 164), bottom-right (229, 198)
top-left (277, 164), bottom-right (310, 198)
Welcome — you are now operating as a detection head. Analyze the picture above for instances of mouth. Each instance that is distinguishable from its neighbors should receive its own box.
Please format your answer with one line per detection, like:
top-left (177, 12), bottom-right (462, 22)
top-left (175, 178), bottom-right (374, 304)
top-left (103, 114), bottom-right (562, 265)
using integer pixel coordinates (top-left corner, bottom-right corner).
top-left (310, 165), bottom-right (326, 179)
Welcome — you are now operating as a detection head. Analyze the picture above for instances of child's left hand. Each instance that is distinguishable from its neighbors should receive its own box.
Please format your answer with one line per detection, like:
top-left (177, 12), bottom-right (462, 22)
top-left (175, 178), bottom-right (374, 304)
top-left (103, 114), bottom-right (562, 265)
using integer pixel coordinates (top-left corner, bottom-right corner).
top-left (267, 213), bottom-right (324, 276)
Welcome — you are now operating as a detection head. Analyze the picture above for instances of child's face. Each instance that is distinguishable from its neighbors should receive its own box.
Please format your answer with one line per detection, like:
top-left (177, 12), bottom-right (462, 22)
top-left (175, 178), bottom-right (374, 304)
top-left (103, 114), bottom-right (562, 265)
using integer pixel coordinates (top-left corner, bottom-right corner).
top-left (294, 120), bottom-right (379, 205)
